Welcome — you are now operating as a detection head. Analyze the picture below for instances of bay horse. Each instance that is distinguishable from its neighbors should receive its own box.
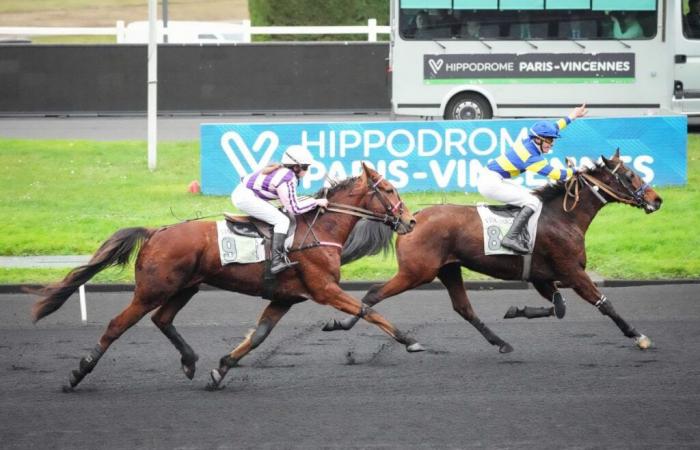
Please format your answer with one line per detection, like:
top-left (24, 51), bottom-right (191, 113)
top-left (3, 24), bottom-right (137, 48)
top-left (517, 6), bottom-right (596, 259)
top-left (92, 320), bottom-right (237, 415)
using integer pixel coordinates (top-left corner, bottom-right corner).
top-left (30, 163), bottom-right (418, 391)
top-left (325, 150), bottom-right (663, 351)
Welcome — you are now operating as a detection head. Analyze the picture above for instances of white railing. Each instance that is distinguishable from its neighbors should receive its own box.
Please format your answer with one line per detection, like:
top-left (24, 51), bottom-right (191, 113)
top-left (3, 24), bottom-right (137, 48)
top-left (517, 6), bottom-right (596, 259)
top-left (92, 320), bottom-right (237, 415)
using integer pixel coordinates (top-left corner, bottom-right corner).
top-left (0, 19), bottom-right (390, 43)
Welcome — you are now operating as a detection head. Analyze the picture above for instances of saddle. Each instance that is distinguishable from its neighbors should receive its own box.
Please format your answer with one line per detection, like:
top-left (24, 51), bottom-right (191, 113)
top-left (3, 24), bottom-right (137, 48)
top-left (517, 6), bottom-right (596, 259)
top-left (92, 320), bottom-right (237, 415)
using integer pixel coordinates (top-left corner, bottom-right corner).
top-left (480, 204), bottom-right (520, 216)
top-left (223, 212), bottom-right (297, 250)
top-left (224, 213), bottom-right (274, 240)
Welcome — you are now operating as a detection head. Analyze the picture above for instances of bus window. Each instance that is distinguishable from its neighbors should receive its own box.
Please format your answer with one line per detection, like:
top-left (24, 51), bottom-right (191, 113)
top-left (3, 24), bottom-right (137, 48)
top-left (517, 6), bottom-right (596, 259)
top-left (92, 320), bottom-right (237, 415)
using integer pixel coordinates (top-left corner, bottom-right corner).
top-left (455, 11), bottom-right (501, 39)
top-left (399, 2), bottom-right (658, 41)
top-left (557, 12), bottom-right (598, 39)
top-left (402, 8), bottom-right (458, 40)
top-left (684, 0), bottom-right (700, 39)
top-left (504, 10), bottom-right (549, 40)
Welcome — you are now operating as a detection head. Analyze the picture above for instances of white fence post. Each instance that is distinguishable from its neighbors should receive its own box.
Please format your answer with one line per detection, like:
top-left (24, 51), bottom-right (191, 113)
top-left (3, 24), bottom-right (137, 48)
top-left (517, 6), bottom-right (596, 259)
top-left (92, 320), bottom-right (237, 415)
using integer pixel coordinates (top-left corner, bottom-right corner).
top-left (79, 285), bottom-right (87, 324)
top-left (368, 18), bottom-right (377, 42)
top-left (115, 20), bottom-right (125, 43)
top-left (242, 19), bottom-right (252, 43)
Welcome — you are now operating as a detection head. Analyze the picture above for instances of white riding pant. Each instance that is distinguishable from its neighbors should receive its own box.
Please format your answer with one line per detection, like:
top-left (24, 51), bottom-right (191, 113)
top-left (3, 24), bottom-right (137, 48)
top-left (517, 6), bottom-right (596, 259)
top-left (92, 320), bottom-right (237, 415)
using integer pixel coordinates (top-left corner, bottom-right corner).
top-left (477, 167), bottom-right (541, 211)
top-left (231, 183), bottom-right (290, 234)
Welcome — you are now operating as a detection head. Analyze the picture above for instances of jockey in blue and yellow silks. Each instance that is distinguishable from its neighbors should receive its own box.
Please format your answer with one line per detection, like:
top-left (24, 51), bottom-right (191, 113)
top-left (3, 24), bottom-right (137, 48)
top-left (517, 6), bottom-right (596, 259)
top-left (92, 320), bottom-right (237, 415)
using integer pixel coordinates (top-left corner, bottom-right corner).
top-left (478, 104), bottom-right (588, 254)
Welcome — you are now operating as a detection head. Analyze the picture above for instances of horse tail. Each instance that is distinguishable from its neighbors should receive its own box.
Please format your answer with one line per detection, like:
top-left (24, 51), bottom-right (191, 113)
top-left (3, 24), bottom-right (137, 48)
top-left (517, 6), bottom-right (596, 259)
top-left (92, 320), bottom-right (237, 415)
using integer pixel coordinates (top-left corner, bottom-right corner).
top-left (30, 227), bottom-right (154, 323)
top-left (341, 219), bottom-right (394, 265)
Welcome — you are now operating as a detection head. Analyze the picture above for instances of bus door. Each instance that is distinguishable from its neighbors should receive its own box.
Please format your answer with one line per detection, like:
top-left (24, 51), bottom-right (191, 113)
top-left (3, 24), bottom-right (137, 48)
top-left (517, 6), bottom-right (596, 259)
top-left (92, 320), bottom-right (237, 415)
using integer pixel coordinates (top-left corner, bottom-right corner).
top-left (674, 0), bottom-right (700, 114)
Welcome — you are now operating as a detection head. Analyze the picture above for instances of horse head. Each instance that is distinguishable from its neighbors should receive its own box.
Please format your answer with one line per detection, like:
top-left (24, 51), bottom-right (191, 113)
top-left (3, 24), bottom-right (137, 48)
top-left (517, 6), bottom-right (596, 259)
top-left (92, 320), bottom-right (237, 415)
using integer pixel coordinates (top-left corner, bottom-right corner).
top-left (328, 162), bottom-right (416, 234)
top-left (587, 149), bottom-right (663, 214)
top-left (360, 163), bottom-right (416, 234)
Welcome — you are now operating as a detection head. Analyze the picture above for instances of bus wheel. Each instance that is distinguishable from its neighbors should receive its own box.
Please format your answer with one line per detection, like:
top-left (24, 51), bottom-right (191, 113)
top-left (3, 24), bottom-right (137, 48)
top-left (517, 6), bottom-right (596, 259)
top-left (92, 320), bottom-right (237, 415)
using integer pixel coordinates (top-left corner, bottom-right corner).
top-left (444, 93), bottom-right (493, 120)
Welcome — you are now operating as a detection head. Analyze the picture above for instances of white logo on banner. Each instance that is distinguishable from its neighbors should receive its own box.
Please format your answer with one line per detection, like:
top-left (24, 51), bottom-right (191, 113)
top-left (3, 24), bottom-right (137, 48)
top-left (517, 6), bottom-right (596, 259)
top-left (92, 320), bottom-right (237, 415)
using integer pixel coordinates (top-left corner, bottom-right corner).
top-left (220, 131), bottom-right (279, 177)
top-left (428, 58), bottom-right (444, 74)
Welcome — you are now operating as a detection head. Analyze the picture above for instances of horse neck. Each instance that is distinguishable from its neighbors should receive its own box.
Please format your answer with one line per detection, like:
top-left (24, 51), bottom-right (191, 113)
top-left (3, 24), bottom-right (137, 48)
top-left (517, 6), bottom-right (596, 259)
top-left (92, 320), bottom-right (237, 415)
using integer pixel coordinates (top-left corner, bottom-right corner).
top-left (307, 184), bottom-right (365, 244)
top-left (548, 184), bottom-right (608, 234)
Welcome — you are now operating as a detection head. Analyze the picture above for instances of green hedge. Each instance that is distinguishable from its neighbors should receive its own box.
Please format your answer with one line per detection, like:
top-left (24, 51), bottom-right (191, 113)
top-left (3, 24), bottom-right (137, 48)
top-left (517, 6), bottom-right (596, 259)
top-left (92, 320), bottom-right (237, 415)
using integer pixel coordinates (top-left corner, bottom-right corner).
top-left (249, 0), bottom-right (389, 41)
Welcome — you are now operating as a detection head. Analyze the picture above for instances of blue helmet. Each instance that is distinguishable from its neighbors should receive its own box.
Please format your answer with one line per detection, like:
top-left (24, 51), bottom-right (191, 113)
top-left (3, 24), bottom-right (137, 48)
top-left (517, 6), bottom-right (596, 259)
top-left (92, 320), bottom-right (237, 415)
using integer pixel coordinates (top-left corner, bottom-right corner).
top-left (528, 121), bottom-right (561, 139)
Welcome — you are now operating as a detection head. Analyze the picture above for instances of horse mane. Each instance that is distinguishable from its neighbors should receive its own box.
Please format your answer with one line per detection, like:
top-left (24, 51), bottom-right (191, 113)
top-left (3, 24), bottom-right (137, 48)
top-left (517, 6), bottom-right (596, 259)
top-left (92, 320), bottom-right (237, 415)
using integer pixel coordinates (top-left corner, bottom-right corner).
top-left (311, 176), bottom-right (358, 199)
top-left (340, 219), bottom-right (394, 265)
top-left (532, 162), bottom-right (603, 202)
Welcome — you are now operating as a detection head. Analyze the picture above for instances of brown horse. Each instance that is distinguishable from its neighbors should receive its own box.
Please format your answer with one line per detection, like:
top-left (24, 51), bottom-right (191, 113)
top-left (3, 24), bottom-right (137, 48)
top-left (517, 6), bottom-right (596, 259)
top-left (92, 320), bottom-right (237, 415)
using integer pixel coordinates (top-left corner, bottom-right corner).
top-left (31, 163), bottom-right (419, 391)
top-left (326, 150), bottom-right (662, 351)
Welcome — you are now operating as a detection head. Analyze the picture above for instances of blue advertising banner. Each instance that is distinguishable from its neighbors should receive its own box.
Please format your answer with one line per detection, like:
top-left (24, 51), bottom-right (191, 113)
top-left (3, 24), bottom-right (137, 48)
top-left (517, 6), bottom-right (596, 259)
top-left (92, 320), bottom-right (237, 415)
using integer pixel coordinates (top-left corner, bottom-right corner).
top-left (200, 116), bottom-right (687, 195)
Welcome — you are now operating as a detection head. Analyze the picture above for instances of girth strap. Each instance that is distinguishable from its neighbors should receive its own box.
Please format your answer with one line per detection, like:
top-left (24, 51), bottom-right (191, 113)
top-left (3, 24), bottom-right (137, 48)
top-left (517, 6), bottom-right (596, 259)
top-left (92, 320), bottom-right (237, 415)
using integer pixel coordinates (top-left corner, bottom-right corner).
top-left (521, 254), bottom-right (532, 281)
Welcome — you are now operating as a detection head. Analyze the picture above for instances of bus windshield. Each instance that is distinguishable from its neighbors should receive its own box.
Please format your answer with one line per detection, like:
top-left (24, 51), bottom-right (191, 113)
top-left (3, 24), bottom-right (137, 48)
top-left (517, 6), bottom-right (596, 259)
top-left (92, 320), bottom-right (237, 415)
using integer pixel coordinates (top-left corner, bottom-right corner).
top-left (399, 0), bottom-right (658, 41)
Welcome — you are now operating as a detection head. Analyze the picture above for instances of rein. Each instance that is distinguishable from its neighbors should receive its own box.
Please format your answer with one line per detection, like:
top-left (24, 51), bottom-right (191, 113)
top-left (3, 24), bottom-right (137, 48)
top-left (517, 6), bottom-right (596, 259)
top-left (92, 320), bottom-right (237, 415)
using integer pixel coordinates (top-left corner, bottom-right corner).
top-left (292, 174), bottom-right (405, 252)
top-left (563, 164), bottom-right (648, 212)
top-left (325, 202), bottom-right (396, 223)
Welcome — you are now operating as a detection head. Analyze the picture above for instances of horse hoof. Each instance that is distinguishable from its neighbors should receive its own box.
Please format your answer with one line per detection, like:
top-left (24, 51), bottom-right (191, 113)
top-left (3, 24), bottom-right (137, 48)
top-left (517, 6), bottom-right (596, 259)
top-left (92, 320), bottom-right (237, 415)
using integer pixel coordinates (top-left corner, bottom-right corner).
top-left (499, 343), bottom-right (514, 354)
top-left (181, 354), bottom-right (199, 380)
top-left (636, 335), bottom-right (652, 350)
top-left (503, 306), bottom-right (518, 319)
top-left (62, 385), bottom-right (75, 393)
top-left (68, 370), bottom-right (82, 388)
top-left (321, 320), bottom-right (341, 332)
top-left (552, 292), bottom-right (566, 319)
top-left (182, 364), bottom-right (196, 380)
top-left (406, 342), bottom-right (426, 352)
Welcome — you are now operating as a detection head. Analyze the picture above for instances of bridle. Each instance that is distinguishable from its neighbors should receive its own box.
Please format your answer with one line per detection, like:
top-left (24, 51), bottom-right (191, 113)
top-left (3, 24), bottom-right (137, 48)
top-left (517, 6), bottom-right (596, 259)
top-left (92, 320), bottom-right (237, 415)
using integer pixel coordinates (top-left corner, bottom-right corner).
top-left (292, 174), bottom-right (407, 252)
top-left (324, 175), bottom-right (406, 231)
top-left (563, 162), bottom-right (651, 212)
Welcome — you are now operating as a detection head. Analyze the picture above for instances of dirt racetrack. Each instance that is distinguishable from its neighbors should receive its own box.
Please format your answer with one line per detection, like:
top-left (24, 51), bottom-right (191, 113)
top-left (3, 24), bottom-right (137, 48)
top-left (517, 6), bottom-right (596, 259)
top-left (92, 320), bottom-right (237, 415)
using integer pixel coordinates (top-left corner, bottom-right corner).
top-left (1, 284), bottom-right (699, 449)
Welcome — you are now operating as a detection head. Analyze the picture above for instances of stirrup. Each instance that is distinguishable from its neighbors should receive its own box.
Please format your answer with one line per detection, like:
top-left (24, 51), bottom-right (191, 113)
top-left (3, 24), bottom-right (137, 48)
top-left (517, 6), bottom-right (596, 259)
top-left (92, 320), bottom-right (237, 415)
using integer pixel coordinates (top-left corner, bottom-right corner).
top-left (270, 257), bottom-right (298, 275)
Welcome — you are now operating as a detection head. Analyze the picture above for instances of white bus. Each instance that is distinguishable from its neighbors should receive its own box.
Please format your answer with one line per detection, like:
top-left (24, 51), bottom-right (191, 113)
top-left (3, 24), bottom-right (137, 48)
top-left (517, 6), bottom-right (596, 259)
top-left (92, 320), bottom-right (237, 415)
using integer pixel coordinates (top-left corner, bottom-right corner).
top-left (390, 0), bottom-right (700, 120)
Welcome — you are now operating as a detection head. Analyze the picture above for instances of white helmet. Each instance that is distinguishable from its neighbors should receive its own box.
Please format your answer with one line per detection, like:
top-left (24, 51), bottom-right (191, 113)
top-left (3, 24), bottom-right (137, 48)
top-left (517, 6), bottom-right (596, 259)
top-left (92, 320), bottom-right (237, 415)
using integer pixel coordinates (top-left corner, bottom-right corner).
top-left (281, 145), bottom-right (315, 166)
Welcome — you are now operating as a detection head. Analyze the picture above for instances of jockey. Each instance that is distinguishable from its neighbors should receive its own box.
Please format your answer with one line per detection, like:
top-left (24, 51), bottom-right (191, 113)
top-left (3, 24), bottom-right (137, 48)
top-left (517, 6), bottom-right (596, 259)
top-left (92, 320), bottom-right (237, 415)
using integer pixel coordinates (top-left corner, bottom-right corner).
top-left (231, 144), bottom-right (329, 274)
top-left (477, 103), bottom-right (588, 254)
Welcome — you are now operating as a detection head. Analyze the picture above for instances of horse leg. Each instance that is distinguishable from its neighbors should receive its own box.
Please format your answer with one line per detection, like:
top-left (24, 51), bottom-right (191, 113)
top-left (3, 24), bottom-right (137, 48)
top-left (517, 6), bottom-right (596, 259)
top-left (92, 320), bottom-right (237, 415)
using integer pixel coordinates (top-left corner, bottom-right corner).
top-left (571, 274), bottom-right (651, 349)
top-left (150, 286), bottom-right (200, 380)
top-left (207, 301), bottom-right (292, 391)
top-left (503, 281), bottom-right (560, 320)
top-left (322, 271), bottom-right (429, 332)
top-left (315, 284), bottom-right (425, 352)
top-left (65, 293), bottom-right (160, 391)
top-left (437, 263), bottom-right (513, 353)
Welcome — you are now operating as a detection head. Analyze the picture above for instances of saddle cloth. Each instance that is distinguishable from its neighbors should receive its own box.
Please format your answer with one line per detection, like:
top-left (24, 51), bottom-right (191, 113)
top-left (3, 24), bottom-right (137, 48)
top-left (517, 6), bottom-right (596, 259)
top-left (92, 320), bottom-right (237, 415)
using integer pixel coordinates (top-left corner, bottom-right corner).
top-left (476, 203), bottom-right (542, 256)
top-left (216, 220), bottom-right (266, 266)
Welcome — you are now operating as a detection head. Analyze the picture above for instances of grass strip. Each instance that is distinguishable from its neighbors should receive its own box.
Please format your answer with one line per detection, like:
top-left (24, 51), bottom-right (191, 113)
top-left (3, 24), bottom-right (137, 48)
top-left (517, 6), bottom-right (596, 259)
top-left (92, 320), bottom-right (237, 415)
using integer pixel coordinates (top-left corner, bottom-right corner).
top-left (1, 136), bottom-right (698, 283)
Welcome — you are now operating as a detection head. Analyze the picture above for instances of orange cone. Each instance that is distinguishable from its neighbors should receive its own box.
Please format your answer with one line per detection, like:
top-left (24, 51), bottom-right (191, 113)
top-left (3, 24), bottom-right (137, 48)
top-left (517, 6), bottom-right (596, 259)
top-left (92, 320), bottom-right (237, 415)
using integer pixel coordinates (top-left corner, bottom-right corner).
top-left (187, 180), bottom-right (201, 194)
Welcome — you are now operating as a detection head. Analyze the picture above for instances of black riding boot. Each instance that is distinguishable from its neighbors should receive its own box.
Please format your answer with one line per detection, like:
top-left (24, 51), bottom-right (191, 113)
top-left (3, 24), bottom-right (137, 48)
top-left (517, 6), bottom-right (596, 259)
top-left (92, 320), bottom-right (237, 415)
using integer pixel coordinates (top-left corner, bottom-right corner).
top-left (270, 233), bottom-right (298, 275)
top-left (500, 206), bottom-right (535, 254)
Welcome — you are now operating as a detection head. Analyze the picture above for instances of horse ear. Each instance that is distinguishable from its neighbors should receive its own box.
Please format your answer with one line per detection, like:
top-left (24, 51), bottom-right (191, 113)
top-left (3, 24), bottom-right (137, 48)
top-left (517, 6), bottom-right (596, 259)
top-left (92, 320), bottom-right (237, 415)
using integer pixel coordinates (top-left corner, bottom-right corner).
top-left (612, 148), bottom-right (621, 160)
top-left (360, 161), bottom-right (372, 179)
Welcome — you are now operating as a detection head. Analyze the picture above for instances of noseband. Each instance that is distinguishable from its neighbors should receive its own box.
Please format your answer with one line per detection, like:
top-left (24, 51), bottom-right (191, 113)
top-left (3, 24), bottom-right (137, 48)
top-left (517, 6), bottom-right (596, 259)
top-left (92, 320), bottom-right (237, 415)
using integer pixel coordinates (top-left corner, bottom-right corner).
top-left (563, 163), bottom-right (651, 212)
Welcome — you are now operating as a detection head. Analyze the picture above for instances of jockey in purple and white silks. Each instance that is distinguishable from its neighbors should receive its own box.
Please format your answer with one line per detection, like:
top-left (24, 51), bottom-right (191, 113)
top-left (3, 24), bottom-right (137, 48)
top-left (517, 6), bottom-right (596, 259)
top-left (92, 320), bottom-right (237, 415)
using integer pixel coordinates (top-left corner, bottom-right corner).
top-left (477, 104), bottom-right (588, 254)
top-left (231, 145), bottom-right (329, 274)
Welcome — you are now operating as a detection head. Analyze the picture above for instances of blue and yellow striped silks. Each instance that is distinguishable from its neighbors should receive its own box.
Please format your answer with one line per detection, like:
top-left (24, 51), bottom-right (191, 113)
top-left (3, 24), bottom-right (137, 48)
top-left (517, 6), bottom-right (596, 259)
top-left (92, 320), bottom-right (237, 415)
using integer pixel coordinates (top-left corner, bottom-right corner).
top-left (486, 116), bottom-right (574, 180)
